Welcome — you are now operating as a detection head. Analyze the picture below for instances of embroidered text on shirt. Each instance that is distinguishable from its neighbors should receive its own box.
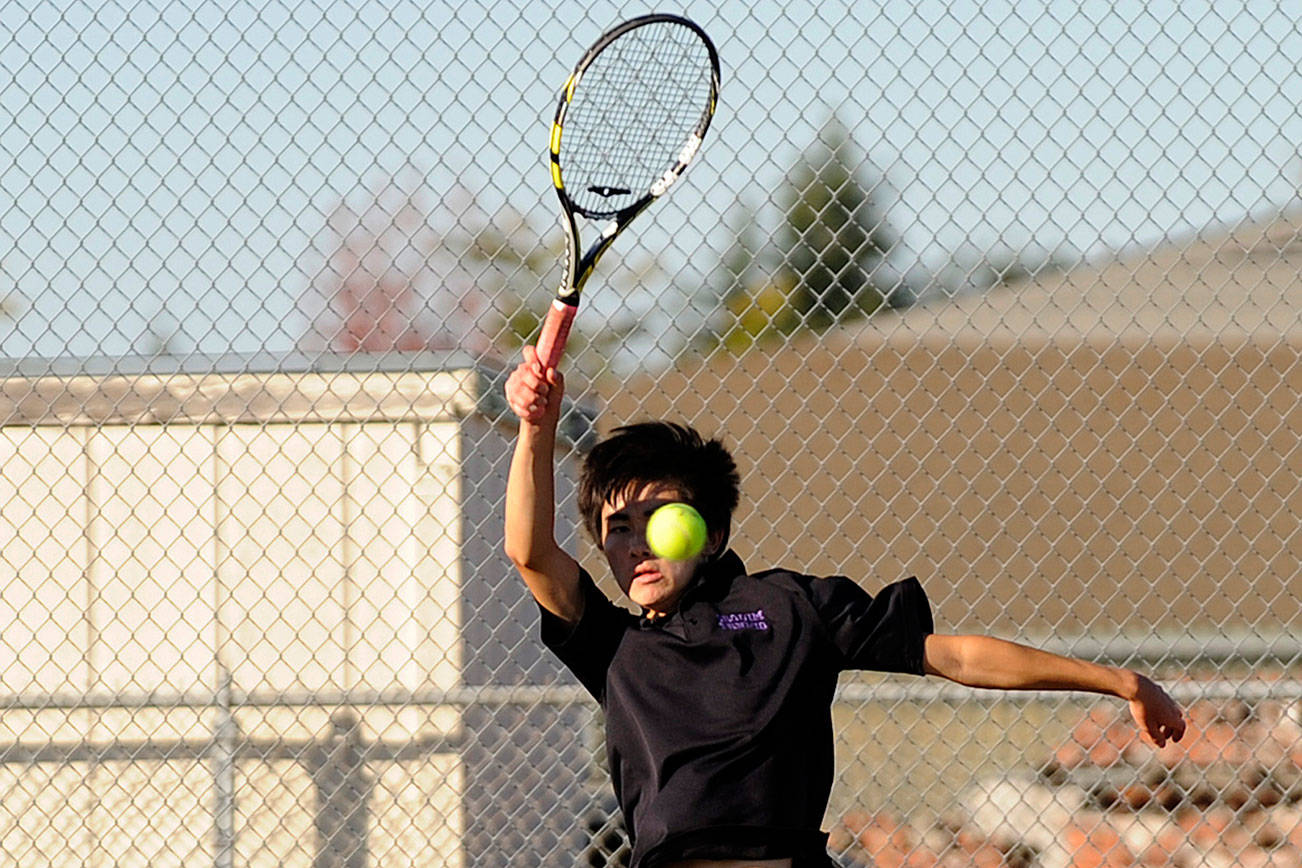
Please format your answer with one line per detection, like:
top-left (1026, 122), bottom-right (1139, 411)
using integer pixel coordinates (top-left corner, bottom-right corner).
top-left (716, 610), bottom-right (769, 631)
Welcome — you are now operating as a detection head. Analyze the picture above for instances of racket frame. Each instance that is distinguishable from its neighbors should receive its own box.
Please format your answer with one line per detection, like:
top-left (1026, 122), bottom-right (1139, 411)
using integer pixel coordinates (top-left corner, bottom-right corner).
top-left (536, 13), bottom-right (720, 369)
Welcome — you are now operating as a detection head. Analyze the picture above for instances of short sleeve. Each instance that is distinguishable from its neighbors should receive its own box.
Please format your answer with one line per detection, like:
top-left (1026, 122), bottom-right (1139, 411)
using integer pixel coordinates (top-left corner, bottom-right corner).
top-left (537, 568), bottom-right (631, 702)
top-left (803, 575), bottom-right (934, 674)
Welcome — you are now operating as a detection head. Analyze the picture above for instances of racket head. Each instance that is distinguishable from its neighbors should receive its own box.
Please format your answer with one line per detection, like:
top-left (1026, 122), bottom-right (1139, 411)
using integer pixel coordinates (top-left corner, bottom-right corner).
top-left (539, 15), bottom-right (718, 366)
top-left (550, 14), bottom-right (720, 223)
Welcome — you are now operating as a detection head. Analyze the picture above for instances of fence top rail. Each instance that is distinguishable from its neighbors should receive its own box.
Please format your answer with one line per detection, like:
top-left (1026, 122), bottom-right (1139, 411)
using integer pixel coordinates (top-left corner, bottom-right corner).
top-left (0, 351), bottom-right (484, 427)
top-left (0, 351), bottom-right (599, 445)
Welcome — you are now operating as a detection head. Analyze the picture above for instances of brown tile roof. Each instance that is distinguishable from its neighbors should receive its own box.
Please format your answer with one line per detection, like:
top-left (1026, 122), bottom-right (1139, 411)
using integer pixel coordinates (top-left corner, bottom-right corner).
top-left (602, 212), bottom-right (1302, 639)
top-left (839, 208), bottom-right (1302, 351)
top-left (830, 692), bottom-right (1302, 868)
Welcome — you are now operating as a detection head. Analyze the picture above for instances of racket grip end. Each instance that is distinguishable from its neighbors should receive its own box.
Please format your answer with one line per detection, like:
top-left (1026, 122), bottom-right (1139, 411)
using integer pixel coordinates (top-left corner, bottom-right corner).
top-left (535, 299), bottom-right (578, 370)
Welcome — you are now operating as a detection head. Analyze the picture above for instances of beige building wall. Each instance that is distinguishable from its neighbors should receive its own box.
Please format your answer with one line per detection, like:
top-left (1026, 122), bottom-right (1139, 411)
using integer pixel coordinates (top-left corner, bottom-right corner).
top-left (0, 364), bottom-right (486, 866)
top-left (606, 210), bottom-right (1302, 644)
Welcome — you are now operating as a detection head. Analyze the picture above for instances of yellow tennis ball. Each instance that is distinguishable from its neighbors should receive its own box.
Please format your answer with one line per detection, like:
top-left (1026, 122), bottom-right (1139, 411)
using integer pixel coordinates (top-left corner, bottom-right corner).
top-left (646, 502), bottom-right (708, 561)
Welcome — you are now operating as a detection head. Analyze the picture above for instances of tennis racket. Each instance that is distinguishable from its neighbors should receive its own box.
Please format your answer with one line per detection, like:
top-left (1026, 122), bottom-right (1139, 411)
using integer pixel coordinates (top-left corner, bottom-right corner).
top-left (534, 13), bottom-right (720, 369)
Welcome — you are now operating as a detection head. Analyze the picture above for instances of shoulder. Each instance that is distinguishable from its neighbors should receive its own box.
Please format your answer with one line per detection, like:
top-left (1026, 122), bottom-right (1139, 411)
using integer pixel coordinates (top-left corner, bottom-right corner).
top-left (749, 565), bottom-right (860, 598)
top-left (750, 569), bottom-right (931, 625)
top-left (753, 566), bottom-right (923, 596)
top-left (738, 567), bottom-right (859, 622)
top-left (747, 571), bottom-right (934, 674)
top-left (705, 553), bottom-right (903, 612)
top-left (538, 567), bottom-right (636, 703)
top-left (539, 567), bottom-right (635, 648)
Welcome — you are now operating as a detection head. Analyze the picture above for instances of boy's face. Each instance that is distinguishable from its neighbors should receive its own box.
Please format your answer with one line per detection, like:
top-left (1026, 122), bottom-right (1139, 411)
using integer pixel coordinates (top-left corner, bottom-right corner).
top-left (599, 480), bottom-right (719, 618)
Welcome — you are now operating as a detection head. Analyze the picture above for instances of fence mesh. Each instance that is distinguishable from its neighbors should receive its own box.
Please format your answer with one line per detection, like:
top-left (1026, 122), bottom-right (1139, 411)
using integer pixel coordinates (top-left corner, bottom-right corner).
top-left (2, 2), bottom-right (1301, 866)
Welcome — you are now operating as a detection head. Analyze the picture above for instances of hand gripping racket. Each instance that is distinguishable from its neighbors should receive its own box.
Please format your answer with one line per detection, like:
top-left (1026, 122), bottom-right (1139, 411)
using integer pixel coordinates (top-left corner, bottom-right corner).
top-left (534, 14), bottom-right (720, 369)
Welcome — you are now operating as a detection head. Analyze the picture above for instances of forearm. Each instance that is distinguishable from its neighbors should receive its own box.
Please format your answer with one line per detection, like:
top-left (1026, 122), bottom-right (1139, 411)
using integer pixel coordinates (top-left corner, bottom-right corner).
top-left (501, 352), bottom-right (582, 620)
top-left (924, 634), bottom-right (1141, 700)
top-left (504, 419), bottom-right (583, 620)
top-left (504, 420), bottom-right (560, 568)
top-left (922, 633), bottom-right (1186, 747)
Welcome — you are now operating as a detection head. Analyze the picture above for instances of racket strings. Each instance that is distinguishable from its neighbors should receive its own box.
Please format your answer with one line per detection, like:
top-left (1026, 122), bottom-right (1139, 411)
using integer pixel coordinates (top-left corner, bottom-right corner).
top-left (562, 21), bottom-right (714, 216)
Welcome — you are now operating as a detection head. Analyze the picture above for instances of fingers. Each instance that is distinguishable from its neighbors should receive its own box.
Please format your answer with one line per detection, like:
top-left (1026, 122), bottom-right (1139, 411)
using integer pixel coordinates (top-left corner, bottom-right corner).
top-left (1149, 716), bottom-right (1183, 749)
top-left (1153, 688), bottom-right (1187, 744)
top-left (1130, 686), bottom-right (1187, 750)
top-left (1149, 719), bottom-right (1175, 748)
top-left (506, 365), bottom-right (549, 422)
top-left (505, 347), bottom-right (564, 423)
top-left (1163, 707), bottom-right (1187, 743)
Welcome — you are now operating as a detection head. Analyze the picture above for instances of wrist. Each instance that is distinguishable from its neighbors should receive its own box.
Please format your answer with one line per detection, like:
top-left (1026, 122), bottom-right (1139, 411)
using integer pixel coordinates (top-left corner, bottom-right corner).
top-left (519, 416), bottom-right (559, 440)
top-left (1115, 668), bottom-right (1144, 702)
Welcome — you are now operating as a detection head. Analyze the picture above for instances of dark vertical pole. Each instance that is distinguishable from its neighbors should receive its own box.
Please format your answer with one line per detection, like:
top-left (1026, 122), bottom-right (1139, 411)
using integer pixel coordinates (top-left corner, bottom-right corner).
top-left (307, 712), bottom-right (373, 868)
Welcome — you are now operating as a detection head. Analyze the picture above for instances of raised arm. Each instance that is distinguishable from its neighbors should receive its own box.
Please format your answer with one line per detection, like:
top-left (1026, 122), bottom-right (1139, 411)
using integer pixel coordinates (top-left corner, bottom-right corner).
top-left (923, 634), bottom-right (1186, 748)
top-left (503, 346), bottom-right (583, 623)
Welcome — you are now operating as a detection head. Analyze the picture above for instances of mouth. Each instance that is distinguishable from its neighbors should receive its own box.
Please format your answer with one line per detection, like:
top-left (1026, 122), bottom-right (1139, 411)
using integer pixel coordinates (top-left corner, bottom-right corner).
top-left (632, 562), bottom-right (662, 583)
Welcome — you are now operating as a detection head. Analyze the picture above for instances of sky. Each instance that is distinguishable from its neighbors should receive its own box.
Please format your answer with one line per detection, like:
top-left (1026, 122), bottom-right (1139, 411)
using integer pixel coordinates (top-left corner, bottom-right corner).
top-left (1, 0), bottom-right (1300, 364)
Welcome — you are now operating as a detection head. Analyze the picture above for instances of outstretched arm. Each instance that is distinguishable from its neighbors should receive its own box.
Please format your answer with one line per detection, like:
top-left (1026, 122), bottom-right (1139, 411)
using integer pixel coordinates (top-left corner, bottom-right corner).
top-left (503, 346), bottom-right (583, 623)
top-left (923, 633), bottom-right (1186, 748)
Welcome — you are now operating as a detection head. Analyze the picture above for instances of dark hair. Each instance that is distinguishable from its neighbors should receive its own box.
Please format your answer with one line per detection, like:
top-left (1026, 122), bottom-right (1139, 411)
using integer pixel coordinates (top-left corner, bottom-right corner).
top-left (579, 421), bottom-right (741, 550)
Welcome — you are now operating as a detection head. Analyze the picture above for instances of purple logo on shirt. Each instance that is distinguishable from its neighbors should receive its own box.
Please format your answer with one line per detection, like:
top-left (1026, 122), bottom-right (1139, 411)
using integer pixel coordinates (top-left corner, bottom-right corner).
top-left (717, 610), bottom-right (769, 631)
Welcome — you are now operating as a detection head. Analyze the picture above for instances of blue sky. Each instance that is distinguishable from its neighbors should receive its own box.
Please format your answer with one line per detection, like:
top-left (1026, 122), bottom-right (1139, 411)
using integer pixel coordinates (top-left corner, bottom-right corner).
top-left (1, 0), bottom-right (1299, 361)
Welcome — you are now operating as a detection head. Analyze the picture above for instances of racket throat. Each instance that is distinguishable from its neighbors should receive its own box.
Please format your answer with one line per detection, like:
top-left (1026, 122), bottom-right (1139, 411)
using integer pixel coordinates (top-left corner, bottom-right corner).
top-left (558, 213), bottom-right (584, 299)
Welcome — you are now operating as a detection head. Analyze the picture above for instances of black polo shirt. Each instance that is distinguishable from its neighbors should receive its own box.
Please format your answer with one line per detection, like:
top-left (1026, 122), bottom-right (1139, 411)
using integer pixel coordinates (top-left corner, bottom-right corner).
top-left (538, 550), bottom-right (933, 868)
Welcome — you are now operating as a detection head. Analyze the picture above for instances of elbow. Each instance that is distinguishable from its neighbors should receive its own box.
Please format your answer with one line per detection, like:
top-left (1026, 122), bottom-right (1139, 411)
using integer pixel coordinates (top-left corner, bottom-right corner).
top-left (502, 521), bottom-right (531, 569)
top-left (503, 539), bottom-right (532, 571)
top-left (504, 538), bottom-right (552, 574)
top-left (924, 634), bottom-right (976, 684)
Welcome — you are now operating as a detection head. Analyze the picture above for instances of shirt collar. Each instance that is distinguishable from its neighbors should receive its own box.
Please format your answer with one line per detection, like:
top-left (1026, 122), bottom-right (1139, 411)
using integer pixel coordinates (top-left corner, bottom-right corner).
top-left (696, 549), bottom-right (746, 592)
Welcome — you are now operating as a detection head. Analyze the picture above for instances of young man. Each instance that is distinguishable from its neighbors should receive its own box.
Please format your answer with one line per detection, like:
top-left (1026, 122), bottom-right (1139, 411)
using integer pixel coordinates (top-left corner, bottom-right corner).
top-left (504, 348), bottom-right (1186, 868)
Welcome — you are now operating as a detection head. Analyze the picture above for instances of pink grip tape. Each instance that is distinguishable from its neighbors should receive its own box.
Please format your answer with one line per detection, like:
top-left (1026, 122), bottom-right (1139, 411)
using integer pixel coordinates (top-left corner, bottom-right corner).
top-left (535, 299), bottom-right (577, 370)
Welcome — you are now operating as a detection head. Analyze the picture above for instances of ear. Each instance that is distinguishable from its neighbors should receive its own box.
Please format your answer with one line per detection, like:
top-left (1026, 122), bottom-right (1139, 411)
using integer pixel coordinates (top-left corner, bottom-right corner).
top-left (705, 527), bottom-right (727, 558)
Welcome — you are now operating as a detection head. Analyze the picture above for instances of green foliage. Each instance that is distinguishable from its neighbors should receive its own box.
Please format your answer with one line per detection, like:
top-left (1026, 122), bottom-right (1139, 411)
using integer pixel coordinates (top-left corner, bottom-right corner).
top-left (776, 119), bottom-right (898, 329)
top-left (705, 120), bottom-right (1075, 356)
top-left (712, 118), bottom-right (902, 353)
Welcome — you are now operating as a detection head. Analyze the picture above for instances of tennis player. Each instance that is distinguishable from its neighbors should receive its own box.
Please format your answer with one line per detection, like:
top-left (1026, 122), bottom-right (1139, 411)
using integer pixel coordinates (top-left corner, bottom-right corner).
top-left (504, 348), bottom-right (1185, 868)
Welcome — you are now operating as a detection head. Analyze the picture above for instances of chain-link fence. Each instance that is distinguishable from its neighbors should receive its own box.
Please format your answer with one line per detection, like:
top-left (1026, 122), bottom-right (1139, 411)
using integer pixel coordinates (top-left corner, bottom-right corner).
top-left (2, 1), bottom-right (1300, 866)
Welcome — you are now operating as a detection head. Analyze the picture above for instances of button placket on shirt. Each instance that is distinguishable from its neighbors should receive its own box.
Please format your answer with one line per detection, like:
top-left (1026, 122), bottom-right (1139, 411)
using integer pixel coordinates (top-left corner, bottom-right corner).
top-left (682, 602), bottom-right (716, 642)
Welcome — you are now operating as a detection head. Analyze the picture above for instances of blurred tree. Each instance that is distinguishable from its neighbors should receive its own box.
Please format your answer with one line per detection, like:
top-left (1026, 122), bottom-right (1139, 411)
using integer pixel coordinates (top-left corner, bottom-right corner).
top-left (710, 119), bottom-right (905, 352)
top-left (297, 169), bottom-right (660, 377)
top-left (476, 204), bottom-right (661, 379)
top-left (298, 169), bottom-right (502, 356)
top-left (709, 198), bottom-right (799, 351)
top-left (705, 121), bottom-right (1076, 354)
top-left (776, 118), bottom-right (902, 328)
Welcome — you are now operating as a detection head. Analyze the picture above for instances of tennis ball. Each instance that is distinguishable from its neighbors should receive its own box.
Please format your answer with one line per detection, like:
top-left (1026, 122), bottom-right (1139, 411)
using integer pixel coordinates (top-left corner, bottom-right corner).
top-left (646, 502), bottom-right (708, 561)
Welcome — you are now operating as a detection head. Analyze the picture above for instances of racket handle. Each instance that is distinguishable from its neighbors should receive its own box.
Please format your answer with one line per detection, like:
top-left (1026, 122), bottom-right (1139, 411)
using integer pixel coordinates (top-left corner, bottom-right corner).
top-left (535, 299), bottom-right (577, 370)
